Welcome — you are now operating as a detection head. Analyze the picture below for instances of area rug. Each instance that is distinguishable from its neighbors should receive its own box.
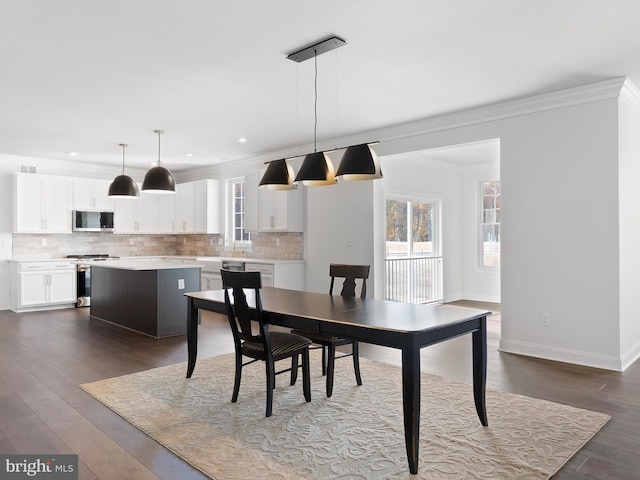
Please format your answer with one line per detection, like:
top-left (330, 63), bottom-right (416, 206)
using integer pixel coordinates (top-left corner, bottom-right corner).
top-left (80, 351), bottom-right (609, 480)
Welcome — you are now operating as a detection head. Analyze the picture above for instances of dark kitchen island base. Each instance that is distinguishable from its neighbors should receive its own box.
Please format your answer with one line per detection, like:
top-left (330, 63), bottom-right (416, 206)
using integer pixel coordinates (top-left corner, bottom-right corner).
top-left (90, 263), bottom-right (201, 338)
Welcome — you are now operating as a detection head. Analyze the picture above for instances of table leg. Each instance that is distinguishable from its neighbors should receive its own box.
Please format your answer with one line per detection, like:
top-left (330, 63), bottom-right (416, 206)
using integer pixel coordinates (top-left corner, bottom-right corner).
top-left (472, 316), bottom-right (488, 426)
top-left (186, 298), bottom-right (199, 378)
top-left (401, 345), bottom-right (420, 474)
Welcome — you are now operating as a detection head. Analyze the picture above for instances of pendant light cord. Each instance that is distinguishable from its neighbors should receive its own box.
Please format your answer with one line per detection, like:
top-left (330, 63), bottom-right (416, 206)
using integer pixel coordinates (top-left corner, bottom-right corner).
top-left (154, 129), bottom-right (164, 166)
top-left (314, 49), bottom-right (318, 153)
top-left (121, 144), bottom-right (126, 174)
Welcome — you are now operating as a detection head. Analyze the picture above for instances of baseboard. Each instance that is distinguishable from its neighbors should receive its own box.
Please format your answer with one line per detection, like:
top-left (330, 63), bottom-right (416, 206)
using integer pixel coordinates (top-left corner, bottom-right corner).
top-left (621, 338), bottom-right (640, 371)
top-left (498, 338), bottom-right (624, 372)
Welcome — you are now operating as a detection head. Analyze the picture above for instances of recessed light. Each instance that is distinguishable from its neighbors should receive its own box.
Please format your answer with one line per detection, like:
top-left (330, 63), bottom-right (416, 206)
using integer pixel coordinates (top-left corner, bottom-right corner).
top-left (69, 152), bottom-right (78, 156)
top-left (238, 138), bottom-right (247, 143)
top-left (185, 153), bottom-right (193, 157)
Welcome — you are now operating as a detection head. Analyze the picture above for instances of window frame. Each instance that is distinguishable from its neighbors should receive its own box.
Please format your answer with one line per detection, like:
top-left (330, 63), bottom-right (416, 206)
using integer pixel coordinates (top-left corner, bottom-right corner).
top-left (478, 179), bottom-right (500, 269)
top-left (225, 176), bottom-right (251, 246)
top-left (385, 194), bottom-right (441, 259)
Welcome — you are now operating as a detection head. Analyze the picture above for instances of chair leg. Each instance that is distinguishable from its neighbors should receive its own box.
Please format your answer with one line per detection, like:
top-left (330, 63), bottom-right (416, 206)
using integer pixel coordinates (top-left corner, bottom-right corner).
top-left (321, 345), bottom-right (327, 376)
top-left (290, 354), bottom-right (299, 385)
top-left (265, 360), bottom-right (275, 417)
top-left (352, 341), bottom-right (363, 386)
top-left (232, 350), bottom-right (242, 403)
top-left (302, 348), bottom-right (311, 402)
top-left (326, 343), bottom-right (336, 397)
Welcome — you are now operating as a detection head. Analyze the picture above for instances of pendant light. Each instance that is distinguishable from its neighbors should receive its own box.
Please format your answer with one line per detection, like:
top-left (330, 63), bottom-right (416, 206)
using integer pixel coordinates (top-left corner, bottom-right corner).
top-left (259, 159), bottom-right (296, 190)
top-left (336, 143), bottom-right (383, 181)
top-left (141, 129), bottom-right (176, 194)
top-left (108, 143), bottom-right (139, 198)
top-left (292, 41), bottom-right (337, 186)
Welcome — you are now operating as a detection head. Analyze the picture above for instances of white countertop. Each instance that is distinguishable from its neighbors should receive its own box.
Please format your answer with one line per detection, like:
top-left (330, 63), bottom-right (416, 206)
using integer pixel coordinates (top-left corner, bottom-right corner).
top-left (90, 260), bottom-right (204, 271)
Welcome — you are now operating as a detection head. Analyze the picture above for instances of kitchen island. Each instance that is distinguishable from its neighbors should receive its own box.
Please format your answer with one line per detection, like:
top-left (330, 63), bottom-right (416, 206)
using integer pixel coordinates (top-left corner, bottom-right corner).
top-left (90, 260), bottom-right (202, 337)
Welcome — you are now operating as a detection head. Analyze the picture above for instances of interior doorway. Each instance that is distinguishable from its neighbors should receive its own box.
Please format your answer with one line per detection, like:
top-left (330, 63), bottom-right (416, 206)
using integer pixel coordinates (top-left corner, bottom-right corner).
top-left (375, 139), bottom-right (501, 332)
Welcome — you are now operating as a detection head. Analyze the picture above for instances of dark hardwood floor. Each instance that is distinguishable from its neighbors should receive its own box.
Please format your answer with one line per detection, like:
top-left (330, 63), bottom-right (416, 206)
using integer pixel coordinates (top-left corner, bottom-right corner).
top-left (1, 306), bottom-right (639, 479)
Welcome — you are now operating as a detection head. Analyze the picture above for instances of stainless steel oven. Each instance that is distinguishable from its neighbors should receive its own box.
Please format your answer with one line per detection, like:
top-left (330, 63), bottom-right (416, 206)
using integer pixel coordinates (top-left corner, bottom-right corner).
top-left (67, 254), bottom-right (117, 307)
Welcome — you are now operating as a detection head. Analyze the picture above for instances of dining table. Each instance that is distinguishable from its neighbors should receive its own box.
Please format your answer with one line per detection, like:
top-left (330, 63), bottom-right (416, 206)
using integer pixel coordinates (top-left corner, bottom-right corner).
top-left (184, 286), bottom-right (490, 474)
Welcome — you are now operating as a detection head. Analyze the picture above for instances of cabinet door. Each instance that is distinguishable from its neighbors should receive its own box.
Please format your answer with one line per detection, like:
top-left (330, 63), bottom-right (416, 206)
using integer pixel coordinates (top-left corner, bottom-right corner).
top-left (156, 194), bottom-right (177, 233)
top-left (259, 189), bottom-right (302, 231)
top-left (136, 194), bottom-right (160, 233)
top-left (44, 176), bottom-right (72, 233)
top-left (175, 183), bottom-right (195, 232)
top-left (48, 270), bottom-right (77, 304)
top-left (113, 198), bottom-right (138, 233)
top-left (14, 173), bottom-right (72, 233)
top-left (19, 272), bottom-right (49, 306)
top-left (74, 179), bottom-right (114, 211)
top-left (14, 174), bottom-right (45, 232)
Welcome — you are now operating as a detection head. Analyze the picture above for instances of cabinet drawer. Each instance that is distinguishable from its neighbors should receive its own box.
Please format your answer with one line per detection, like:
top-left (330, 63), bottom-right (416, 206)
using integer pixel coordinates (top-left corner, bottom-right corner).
top-left (245, 263), bottom-right (274, 275)
top-left (19, 262), bottom-right (76, 272)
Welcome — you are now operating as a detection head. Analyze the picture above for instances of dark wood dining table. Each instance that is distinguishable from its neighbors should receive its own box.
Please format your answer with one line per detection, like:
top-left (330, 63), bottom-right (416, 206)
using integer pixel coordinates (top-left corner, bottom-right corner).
top-left (184, 287), bottom-right (490, 474)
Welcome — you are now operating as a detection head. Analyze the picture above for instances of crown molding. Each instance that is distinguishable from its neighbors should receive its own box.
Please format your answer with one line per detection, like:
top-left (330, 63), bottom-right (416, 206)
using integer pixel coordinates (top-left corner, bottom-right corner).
top-left (620, 78), bottom-right (640, 105)
top-left (358, 77), bottom-right (629, 145)
top-left (202, 77), bottom-right (630, 176)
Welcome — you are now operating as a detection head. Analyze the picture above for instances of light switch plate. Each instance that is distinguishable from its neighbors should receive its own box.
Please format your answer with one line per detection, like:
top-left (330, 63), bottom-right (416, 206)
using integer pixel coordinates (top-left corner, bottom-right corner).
top-left (178, 279), bottom-right (185, 290)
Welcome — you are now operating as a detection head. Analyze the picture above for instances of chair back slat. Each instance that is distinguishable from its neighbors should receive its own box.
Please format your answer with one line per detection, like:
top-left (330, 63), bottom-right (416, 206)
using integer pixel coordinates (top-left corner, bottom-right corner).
top-left (329, 264), bottom-right (370, 299)
top-left (221, 269), bottom-right (265, 343)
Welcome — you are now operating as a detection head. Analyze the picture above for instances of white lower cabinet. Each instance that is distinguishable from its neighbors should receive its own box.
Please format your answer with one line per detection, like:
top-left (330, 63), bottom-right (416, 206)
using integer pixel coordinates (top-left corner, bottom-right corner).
top-left (201, 272), bottom-right (222, 290)
top-left (11, 261), bottom-right (77, 312)
top-left (245, 262), bottom-right (303, 290)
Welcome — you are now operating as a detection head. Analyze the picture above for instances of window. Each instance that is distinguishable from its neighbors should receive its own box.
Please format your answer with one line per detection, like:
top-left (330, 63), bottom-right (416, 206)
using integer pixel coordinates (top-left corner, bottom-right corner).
top-left (480, 180), bottom-right (500, 268)
top-left (385, 196), bottom-right (443, 304)
top-left (386, 198), bottom-right (438, 258)
top-left (228, 177), bottom-right (251, 244)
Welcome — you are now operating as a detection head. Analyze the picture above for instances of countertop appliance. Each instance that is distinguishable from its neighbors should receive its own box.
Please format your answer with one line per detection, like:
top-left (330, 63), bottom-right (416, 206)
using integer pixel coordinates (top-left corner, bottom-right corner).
top-left (67, 254), bottom-right (119, 307)
top-left (72, 210), bottom-right (114, 232)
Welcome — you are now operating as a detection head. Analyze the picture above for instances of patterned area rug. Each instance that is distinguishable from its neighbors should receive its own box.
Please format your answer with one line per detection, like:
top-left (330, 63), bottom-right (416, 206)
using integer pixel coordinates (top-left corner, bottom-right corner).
top-left (80, 351), bottom-right (609, 480)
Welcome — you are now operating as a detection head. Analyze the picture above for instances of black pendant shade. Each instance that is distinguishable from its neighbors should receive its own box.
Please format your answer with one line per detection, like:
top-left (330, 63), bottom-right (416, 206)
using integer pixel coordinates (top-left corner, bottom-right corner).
top-left (142, 129), bottom-right (176, 194)
top-left (141, 165), bottom-right (176, 194)
top-left (294, 152), bottom-right (337, 186)
top-left (336, 143), bottom-right (383, 181)
top-left (259, 159), bottom-right (297, 190)
top-left (108, 174), bottom-right (140, 198)
top-left (108, 143), bottom-right (139, 198)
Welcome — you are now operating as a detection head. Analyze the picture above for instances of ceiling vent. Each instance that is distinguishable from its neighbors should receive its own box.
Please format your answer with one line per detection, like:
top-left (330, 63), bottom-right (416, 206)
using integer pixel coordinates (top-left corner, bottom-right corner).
top-left (19, 165), bottom-right (37, 174)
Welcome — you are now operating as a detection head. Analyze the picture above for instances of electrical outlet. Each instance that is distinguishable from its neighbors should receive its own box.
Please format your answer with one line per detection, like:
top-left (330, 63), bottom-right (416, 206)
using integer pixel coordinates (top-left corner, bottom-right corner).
top-left (275, 238), bottom-right (280, 247)
top-left (540, 313), bottom-right (551, 327)
top-left (41, 238), bottom-right (47, 246)
top-left (178, 279), bottom-right (185, 290)
top-left (129, 238), bottom-right (134, 246)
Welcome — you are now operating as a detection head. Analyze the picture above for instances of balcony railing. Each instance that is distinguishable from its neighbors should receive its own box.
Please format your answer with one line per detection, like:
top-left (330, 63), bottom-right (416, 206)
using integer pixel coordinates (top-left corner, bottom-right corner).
top-left (385, 256), bottom-right (443, 304)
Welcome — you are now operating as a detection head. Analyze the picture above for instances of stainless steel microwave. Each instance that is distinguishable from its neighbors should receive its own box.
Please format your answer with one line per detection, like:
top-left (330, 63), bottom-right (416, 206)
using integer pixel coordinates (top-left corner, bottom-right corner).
top-left (72, 210), bottom-right (114, 232)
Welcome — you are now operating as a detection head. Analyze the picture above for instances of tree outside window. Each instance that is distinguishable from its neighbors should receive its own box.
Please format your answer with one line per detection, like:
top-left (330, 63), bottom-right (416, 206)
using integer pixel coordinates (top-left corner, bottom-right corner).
top-left (480, 180), bottom-right (500, 268)
top-left (386, 199), bottom-right (435, 257)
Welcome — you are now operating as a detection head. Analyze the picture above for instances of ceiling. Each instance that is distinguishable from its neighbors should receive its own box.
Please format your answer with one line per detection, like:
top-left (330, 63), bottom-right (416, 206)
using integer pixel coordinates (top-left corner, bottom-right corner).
top-left (2, 0), bottom-right (640, 172)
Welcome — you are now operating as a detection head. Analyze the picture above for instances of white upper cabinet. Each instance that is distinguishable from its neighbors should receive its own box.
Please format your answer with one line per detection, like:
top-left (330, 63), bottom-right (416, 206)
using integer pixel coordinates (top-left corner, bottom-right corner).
top-left (113, 180), bottom-right (219, 234)
top-left (113, 194), bottom-right (160, 233)
top-left (175, 182), bottom-right (196, 232)
top-left (14, 173), bottom-right (72, 233)
top-left (194, 179), bottom-right (221, 234)
top-left (72, 178), bottom-right (114, 211)
top-left (245, 170), bottom-right (303, 232)
top-left (174, 179), bottom-right (220, 234)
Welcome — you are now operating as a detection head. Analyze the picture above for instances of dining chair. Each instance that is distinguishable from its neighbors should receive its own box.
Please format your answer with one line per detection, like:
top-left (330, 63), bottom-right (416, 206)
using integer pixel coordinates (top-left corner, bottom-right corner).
top-left (221, 269), bottom-right (311, 417)
top-left (291, 263), bottom-right (370, 397)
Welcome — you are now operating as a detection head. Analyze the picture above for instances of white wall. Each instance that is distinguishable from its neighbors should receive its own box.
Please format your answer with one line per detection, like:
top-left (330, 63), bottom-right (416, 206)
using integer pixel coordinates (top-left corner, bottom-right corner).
top-left (368, 81), bottom-right (635, 371)
top-left (617, 90), bottom-right (640, 369)
top-left (305, 179), bottom-right (375, 295)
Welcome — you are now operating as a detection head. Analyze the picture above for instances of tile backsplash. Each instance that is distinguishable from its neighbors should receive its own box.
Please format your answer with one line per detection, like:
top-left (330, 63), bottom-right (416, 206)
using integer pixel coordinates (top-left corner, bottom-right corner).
top-left (12, 232), bottom-right (303, 260)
